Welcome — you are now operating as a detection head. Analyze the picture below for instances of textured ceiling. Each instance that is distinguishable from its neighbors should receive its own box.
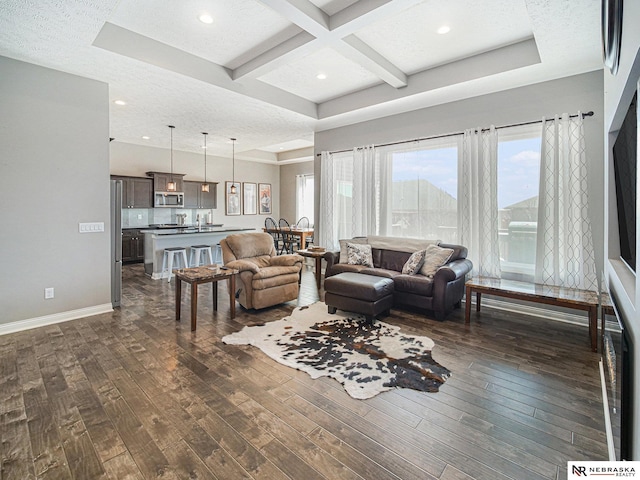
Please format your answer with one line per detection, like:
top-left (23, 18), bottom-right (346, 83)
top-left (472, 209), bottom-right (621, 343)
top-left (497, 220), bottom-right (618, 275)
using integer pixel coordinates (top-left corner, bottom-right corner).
top-left (0, 0), bottom-right (602, 162)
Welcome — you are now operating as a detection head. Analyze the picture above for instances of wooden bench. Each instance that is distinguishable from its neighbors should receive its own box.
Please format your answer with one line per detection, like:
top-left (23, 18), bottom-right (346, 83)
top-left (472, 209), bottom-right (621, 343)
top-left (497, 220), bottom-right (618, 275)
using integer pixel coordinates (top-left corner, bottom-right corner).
top-left (465, 276), bottom-right (599, 352)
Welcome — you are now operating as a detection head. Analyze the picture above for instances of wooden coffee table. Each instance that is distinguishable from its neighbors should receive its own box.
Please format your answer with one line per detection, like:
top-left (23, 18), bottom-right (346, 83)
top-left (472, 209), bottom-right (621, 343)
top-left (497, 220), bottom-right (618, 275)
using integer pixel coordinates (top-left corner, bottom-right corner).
top-left (465, 276), bottom-right (599, 352)
top-left (296, 248), bottom-right (326, 289)
top-left (174, 265), bottom-right (238, 331)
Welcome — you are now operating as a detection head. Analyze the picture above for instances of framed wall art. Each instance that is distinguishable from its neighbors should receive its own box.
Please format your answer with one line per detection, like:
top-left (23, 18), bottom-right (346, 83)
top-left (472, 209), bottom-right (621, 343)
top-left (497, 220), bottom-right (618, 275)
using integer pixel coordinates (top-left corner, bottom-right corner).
top-left (259, 183), bottom-right (272, 215)
top-left (243, 182), bottom-right (257, 215)
top-left (225, 181), bottom-right (241, 216)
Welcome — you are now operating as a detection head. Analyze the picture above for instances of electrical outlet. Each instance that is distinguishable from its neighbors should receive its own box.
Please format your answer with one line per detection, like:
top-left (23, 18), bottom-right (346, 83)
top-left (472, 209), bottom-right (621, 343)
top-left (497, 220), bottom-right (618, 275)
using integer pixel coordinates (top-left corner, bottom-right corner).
top-left (44, 287), bottom-right (54, 299)
top-left (137, 214), bottom-right (143, 220)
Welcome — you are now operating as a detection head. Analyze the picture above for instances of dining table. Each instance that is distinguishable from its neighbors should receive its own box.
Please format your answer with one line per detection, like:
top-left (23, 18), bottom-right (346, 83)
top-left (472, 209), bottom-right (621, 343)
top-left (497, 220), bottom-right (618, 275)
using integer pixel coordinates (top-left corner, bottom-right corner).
top-left (263, 226), bottom-right (314, 252)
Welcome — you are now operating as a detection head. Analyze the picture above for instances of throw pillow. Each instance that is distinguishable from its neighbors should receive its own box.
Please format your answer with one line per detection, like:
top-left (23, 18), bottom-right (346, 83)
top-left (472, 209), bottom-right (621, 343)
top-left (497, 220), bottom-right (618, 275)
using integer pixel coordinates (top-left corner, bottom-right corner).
top-left (419, 244), bottom-right (454, 277)
top-left (402, 249), bottom-right (427, 275)
top-left (339, 237), bottom-right (368, 263)
top-left (346, 243), bottom-right (374, 267)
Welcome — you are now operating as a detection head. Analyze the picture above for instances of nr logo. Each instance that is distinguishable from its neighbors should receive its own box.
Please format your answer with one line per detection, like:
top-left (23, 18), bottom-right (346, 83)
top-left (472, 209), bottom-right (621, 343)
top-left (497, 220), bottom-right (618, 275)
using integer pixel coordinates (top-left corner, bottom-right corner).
top-left (572, 465), bottom-right (587, 476)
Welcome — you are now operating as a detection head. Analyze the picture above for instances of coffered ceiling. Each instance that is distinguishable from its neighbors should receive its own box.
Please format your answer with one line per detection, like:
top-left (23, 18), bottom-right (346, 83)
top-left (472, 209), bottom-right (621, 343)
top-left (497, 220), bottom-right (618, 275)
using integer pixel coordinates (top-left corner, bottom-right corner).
top-left (0, 0), bottom-right (602, 161)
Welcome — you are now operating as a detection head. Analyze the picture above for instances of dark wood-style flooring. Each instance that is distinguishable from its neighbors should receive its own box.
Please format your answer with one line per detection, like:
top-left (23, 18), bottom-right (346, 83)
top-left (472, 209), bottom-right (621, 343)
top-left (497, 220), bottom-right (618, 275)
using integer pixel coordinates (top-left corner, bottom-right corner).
top-left (0, 263), bottom-right (607, 479)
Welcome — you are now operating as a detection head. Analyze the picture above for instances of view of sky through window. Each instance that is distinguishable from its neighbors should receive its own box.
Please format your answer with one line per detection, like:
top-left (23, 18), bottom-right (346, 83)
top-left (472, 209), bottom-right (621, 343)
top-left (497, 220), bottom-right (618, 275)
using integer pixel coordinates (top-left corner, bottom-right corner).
top-left (391, 147), bottom-right (458, 197)
top-left (498, 137), bottom-right (541, 209)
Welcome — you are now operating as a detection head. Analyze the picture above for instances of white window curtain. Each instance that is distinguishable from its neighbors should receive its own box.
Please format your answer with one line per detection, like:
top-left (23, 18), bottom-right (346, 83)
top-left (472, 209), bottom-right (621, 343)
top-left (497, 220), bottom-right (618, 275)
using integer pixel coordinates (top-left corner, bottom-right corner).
top-left (319, 146), bottom-right (389, 249)
top-left (459, 126), bottom-right (501, 277)
top-left (296, 174), bottom-right (314, 225)
top-left (535, 113), bottom-right (597, 290)
top-left (352, 145), bottom-right (378, 236)
top-left (319, 151), bottom-right (336, 250)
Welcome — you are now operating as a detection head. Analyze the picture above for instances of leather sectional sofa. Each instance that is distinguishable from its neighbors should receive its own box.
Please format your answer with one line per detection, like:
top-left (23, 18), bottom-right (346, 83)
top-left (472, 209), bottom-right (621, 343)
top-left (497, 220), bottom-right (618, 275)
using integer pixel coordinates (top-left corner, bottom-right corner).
top-left (324, 236), bottom-right (473, 320)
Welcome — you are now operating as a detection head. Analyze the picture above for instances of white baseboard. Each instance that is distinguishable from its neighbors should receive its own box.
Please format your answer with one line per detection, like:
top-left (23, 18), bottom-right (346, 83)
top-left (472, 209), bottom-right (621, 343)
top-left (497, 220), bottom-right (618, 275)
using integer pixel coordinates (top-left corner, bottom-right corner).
top-left (0, 303), bottom-right (113, 336)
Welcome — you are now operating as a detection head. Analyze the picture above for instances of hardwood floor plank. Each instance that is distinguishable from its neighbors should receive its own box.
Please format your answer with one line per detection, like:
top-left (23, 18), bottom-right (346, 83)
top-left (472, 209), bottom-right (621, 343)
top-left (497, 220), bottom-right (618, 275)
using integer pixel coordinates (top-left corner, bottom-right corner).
top-left (236, 397), bottom-right (364, 480)
top-left (285, 392), bottom-right (441, 480)
top-left (259, 438), bottom-right (326, 480)
top-left (1, 409), bottom-right (36, 480)
top-left (102, 451), bottom-right (144, 480)
top-left (0, 341), bottom-right (22, 416)
top-left (162, 439), bottom-right (219, 480)
top-left (306, 427), bottom-right (404, 480)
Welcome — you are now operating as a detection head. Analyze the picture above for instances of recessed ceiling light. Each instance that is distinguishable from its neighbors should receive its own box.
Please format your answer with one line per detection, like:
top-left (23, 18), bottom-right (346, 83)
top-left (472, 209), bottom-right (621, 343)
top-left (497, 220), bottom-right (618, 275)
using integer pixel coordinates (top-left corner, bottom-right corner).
top-left (437, 25), bottom-right (450, 34)
top-left (316, 73), bottom-right (327, 80)
top-left (114, 100), bottom-right (127, 106)
top-left (142, 136), bottom-right (150, 140)
top-left (199, 13), bottom-right (214, 24)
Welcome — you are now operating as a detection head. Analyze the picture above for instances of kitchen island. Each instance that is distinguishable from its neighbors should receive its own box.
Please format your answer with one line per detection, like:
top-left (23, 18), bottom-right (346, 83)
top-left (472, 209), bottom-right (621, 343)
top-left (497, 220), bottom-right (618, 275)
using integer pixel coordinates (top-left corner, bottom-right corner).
top-left (140, 226), bottom-right (255, 280)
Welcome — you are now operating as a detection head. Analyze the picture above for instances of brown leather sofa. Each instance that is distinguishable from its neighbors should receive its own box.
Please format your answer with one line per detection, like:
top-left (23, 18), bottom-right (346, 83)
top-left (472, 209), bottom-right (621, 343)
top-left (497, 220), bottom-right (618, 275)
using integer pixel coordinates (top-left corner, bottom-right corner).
top-left (324, 236), bottom-right (472, 320)
top-left (221, 232), bottom-right (303, 310)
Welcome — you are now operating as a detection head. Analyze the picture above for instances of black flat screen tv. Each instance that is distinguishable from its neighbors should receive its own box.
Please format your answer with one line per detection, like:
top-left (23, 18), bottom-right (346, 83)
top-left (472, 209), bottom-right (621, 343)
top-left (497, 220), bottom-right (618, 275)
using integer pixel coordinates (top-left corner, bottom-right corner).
top-left (613, 92), bottom-right (637, 273)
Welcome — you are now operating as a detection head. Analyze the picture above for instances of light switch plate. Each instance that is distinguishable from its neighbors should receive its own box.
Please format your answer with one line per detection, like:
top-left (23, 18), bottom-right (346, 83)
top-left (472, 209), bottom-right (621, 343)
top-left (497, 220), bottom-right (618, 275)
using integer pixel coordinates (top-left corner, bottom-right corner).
top-left (79, 222), bottom-right (104, 233)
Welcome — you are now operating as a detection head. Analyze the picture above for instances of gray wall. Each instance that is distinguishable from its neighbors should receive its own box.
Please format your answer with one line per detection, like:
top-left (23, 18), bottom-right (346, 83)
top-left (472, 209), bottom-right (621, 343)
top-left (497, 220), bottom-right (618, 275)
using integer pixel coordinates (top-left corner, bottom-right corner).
top-left (602, 0), bottom-right (640, 459)
top-left (110, 141), bottom-right (280, 229)
top-left (279, 161), bottom-right (314, 223)
top-left (314, 70), bottom-right (605, 277)
top-left (0, 56), bottom-right (111, 325)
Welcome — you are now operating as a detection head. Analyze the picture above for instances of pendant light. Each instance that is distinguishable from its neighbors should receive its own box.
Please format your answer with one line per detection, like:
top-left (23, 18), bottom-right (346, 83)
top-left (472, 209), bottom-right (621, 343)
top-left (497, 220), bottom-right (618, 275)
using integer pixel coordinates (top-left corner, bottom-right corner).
top-left (201, 132), bottom-right (209, 193)
top-left (230, 137), bottom-right (237, 194)
top-left (167, 125), bottom-right (176, 192)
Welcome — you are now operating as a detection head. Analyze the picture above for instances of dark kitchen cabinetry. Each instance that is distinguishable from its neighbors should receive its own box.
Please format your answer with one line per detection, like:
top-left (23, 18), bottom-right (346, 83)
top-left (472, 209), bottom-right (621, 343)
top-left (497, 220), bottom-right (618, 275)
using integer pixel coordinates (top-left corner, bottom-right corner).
top-left (146, 172), bottom-right (184, 193)
top-left (122, 228), bottom-right (144, 263)
top-left (184, 181), bottom-right (217, 209)
top-left (112, 176), bottom-right (153, 208)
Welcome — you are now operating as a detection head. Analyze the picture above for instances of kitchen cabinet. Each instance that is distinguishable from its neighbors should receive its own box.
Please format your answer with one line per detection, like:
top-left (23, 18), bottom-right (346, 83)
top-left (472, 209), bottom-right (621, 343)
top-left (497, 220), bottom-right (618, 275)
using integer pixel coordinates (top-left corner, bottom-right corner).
top-left (184, 181), bottom-right (217, 209)
top-left (112, 176), bottom-right (153, 208)
top-left (122, 228), bottom-right (144, 263)
top-left (146, 172), bottom-right (184, 192)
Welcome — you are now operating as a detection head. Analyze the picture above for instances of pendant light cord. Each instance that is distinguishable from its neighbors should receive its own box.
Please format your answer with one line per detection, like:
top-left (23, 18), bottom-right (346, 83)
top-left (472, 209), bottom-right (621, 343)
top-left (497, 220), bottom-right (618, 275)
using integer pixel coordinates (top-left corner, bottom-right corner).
top-left (169, 125), bottom-right (175, 184)
top-left (231, 138), bottom-right (236, 184)
top-left (203, 132), bottom-right (208, 182)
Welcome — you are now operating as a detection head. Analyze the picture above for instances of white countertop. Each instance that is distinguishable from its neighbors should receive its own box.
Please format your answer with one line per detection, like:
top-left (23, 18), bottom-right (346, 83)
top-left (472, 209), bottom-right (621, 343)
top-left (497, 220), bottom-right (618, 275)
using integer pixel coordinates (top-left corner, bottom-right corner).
top-left (140, 226), bottom-right (254, 235)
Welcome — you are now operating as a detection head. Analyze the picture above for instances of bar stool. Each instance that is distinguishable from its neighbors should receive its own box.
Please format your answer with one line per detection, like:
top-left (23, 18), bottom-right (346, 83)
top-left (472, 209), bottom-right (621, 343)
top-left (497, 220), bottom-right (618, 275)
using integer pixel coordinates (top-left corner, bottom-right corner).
top-left (189, 245), bottom-right (214, 267)
top-left (213, 243), bottom-right (222, 264)
top-left (161, 247), bottom-right (188, 283)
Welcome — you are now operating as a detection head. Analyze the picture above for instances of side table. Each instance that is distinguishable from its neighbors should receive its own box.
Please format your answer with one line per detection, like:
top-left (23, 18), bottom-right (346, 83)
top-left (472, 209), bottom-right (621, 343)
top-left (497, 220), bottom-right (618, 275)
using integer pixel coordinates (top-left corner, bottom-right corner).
top-left (174, 265), bottom-right (238, 331)
top-left (296, 248), bottom-right (326, 289)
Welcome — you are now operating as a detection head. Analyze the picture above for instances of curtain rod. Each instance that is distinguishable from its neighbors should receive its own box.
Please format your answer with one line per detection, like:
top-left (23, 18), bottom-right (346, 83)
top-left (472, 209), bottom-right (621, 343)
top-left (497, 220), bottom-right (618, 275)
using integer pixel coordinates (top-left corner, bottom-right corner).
top-left (316, 111), bottom-right (594, 156)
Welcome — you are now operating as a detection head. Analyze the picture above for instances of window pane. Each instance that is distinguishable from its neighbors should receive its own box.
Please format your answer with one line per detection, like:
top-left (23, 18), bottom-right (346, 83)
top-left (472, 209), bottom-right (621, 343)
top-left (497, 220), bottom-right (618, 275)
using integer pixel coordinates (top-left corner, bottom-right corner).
top-left (390, 144), bottom-right (458, 242)
top-left (497, 135), bottom-right (541, 280)
top-left (296, 174), bottom-right (314, 225)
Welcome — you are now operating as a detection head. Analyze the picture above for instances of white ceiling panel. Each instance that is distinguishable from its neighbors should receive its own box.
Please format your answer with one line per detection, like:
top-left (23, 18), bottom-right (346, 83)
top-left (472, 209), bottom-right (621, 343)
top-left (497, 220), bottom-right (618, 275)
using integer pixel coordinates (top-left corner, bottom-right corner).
top-left (309, 0), bottom-right (360, 16)
top-left (355, 0), bottom-right (534, 74)
top-left (109, 0), bottom-right (300, 68)
top-left (258, 47), bottom-right (382, 103)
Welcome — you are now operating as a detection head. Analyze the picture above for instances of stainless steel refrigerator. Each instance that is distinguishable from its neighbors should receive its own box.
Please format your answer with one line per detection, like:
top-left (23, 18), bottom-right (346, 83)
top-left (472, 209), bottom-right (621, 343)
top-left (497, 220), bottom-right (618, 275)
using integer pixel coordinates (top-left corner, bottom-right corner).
top-left (110, 179), bottom-right (122, 307)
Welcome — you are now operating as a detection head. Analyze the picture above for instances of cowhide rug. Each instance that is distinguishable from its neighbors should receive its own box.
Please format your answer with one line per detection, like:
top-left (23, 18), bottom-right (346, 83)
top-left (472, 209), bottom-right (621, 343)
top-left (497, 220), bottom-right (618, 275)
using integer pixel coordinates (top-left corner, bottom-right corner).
top-left (222, 302), bottom-right (451, 399)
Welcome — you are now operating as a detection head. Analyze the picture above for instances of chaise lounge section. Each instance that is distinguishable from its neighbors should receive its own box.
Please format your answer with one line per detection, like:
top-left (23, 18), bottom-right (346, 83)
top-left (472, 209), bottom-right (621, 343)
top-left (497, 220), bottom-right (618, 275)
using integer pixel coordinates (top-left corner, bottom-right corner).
top-left (324, 236), bottom-right (472, 320)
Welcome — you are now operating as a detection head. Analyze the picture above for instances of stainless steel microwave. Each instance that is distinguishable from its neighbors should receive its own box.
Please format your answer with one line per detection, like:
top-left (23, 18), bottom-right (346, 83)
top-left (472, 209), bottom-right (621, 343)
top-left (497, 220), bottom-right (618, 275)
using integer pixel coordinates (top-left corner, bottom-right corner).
top-left (154, 191), bottom-right (184, 208)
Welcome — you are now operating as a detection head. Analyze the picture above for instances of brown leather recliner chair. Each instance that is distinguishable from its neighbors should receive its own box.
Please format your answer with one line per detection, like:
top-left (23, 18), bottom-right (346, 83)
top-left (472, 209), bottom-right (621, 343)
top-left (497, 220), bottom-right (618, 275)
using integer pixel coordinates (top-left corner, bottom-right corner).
top-left (220, 232), bottom-right (303, 310)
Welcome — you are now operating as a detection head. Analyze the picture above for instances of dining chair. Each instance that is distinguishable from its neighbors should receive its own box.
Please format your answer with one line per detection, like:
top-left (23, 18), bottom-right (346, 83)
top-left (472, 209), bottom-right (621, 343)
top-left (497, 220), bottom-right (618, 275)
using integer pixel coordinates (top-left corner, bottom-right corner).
top-left (279, 218), bottom-right (298, 254)
top-left (296, 216), bottom-right (313, 248)
top-left (264, 217), bottom-right (284, 253)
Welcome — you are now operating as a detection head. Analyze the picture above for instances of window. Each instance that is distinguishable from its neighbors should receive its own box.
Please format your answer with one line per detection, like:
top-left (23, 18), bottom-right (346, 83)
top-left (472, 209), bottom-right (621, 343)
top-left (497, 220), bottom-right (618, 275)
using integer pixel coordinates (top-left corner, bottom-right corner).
top-left (497, 126), bottom-right (542, 280)
top-left (295, 174), bottom-right (314, 225)
top-left (386, 138), bottom-right (459, 242)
